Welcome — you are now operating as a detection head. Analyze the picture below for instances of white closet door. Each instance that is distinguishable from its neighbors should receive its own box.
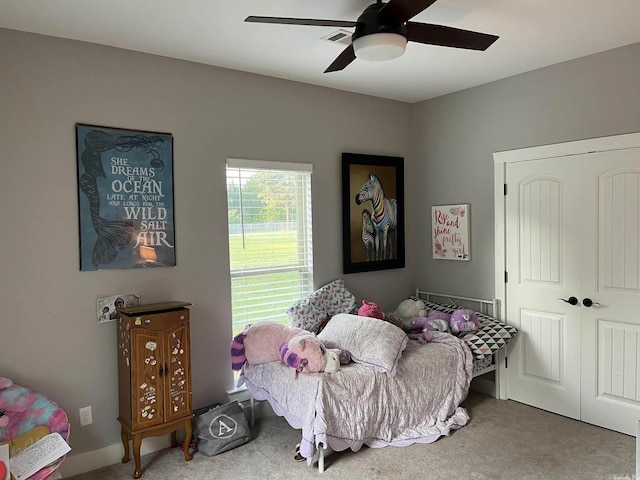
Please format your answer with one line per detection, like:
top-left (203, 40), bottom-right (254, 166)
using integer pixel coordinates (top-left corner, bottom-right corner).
top-left (580, 148), bottom-right (640, 436)
top-left (506, 156), bottom-right (583, 419)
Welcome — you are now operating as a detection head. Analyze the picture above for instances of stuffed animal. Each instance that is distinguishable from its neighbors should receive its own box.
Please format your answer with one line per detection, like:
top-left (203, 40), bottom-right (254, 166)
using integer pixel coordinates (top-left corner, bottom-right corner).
top-left (358, 300), bottom-right (404, 328)
top-left (381, 312), bottom-right (404, 329)
top-left (406, 329), bottom-right (440, 343)
top-left (403, 316), bottom-right (450, 333)
top-left (358, 300), bottom-right (384, 320)
top-left (450, 308), bottom-right (481, 333)
top-left (401, 314), bottom-right (450, 344)
top-left (231, 322), bottom-right (341, 374)
top-left (424, 311), bottom-right (452, 323)
top-left (394, 298), bottom-right (428, 319)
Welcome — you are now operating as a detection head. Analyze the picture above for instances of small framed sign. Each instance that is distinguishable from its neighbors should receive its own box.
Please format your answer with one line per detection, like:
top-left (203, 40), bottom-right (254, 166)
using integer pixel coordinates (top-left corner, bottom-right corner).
top-left (431, 204), bottom-right (470, 261)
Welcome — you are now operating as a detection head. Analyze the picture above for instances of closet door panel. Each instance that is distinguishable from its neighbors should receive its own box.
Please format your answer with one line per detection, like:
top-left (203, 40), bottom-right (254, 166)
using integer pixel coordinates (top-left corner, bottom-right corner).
top-left (581, 149), bottom-right (640, 436)
top-left (506, 158), bottom-right (582, 419)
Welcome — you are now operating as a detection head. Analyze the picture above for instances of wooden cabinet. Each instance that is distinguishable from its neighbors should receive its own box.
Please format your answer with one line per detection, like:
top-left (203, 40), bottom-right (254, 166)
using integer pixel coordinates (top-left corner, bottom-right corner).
top-left (117, 302), bottom-right (193, 479)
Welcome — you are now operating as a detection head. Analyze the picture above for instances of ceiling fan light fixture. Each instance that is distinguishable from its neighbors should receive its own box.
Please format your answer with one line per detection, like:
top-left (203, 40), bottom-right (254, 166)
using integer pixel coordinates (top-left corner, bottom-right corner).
top-left (352, 33), bottom-right (407, 61)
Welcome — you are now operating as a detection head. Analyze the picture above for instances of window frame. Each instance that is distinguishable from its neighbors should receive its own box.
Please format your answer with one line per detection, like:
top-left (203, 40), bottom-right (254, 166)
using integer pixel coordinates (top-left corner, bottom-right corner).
top-left (226, 158), bottom-right (314, 336)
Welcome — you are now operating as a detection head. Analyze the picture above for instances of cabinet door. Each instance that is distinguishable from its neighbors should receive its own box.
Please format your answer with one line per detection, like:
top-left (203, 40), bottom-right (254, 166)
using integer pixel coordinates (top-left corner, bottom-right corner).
top-left (131, 329), bottom-right (165, 429)
top-left (163, 319), bottom-right (192, 423)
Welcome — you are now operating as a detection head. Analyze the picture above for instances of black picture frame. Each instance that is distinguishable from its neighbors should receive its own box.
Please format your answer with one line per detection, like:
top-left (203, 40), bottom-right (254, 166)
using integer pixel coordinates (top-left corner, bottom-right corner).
top-left (342, 152), bottom-right (405, 274)
top-left (76, 123), bottom-right (176, 271)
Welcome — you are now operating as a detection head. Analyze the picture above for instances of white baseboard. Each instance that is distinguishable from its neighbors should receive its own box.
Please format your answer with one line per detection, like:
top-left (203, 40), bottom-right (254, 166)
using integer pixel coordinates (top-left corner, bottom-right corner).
top-left (59, 391), bottom-right (275, 479)
top-left (636, 421), bottom-right (640, 478)
top-left (57, 435), bottom-right (171, 478)
top-left (59, 391), bottom-right (244, 479)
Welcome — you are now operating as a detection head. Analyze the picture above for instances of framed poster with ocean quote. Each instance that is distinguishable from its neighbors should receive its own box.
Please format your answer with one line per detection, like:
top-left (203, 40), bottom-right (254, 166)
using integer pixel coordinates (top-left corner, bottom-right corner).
top-left (431, 204), bottom-right (470, 261)
top-left (76, 124), bottom-right (176, 271)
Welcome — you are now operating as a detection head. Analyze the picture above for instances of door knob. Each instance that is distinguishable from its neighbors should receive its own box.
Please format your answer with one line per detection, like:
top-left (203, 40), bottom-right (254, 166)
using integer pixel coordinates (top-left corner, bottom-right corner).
top-left (582, 298), bottom-right (601, 307)
top-left (559, 296), bottom-right (578, 305)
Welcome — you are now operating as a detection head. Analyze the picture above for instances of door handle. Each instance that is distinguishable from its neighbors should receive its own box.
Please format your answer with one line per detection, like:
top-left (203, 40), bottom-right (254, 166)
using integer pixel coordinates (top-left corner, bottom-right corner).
top-left (582, 298), bottom-right (601, 307)
top-left (559, 296), bottom-right (578, 305)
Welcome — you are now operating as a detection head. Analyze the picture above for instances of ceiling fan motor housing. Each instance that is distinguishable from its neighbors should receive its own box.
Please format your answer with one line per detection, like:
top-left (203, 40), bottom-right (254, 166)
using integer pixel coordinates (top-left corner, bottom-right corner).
top-left (353, 3), bottom-right (407, 41)
top-left (351, 3), bottom-right (408, 61)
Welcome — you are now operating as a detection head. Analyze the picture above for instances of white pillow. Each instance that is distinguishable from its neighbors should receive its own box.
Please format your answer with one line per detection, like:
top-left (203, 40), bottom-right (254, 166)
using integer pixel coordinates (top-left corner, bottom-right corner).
top-left (317, 313), bottom-right (408, 377)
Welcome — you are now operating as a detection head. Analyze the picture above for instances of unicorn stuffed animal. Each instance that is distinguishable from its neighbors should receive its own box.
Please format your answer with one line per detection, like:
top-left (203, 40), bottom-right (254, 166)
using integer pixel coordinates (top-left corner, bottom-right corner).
top-left (231, 322), bottom-right (342, 374)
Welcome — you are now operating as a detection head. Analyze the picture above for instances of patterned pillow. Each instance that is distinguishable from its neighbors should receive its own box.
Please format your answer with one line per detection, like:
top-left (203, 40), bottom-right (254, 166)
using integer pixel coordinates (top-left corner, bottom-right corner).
top-left (287, 279), bottom-right (357, 333)
top-left (411, 297), bottom-right (518, 360)
top-left (285, 297), bottom-right (325, 332)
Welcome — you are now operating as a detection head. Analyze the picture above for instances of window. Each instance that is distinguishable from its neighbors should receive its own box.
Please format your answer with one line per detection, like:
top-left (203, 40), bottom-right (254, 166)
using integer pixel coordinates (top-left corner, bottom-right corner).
top-left (226, 159), bottom-right (313, 338)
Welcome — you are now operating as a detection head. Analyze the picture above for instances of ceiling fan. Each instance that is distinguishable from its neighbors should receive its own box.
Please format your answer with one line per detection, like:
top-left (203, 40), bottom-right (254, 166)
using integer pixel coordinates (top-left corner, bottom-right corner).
top-left (245, 0), bottom-right (499, 73)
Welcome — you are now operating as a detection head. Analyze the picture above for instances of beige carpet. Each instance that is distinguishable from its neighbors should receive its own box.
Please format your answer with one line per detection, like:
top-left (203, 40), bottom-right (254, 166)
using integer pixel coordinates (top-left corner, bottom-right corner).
top-left (66, 392), bottom-right (635, 480)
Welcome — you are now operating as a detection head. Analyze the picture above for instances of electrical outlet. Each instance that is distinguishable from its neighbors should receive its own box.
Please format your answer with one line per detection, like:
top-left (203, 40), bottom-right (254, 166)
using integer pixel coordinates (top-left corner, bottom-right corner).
top-left (79, 406), bottom-right (93, 427)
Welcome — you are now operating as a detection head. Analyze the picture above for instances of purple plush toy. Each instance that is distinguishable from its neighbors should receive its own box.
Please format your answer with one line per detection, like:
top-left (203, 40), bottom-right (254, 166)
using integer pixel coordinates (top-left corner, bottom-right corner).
top-left (450, 308), bottom-right (481, 333)
top-left (402, 313), bottom-right (451, 343)
top-left (404, 316), bottom-right (448, 332)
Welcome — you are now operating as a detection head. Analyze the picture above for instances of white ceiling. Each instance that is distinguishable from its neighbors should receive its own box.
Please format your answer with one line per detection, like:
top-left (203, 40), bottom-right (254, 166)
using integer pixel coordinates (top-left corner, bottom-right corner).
top-left (1, 0), bottom-right (639, 103)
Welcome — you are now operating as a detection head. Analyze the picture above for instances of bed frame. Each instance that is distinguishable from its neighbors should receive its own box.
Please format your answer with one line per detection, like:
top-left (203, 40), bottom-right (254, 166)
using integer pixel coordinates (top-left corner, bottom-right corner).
top-left (414, 289), bottom-right (507, 398)
top-left (245, 289), bottom-right (508, 473)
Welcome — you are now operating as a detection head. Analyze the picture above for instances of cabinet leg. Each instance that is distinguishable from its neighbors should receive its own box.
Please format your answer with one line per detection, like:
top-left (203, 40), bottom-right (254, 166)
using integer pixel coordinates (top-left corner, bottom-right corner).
top-left (120, 427), bottom-right (130, 464)
top-left (183, 419), bottom-right (193, 461)
top-left (132, 433), bottom-right (142, 479)
top-left (171, 430), bottom-right (178, 448)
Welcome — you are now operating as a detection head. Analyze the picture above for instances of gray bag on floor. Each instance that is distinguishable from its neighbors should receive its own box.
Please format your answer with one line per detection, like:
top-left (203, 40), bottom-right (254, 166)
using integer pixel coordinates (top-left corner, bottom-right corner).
top-left (194, 400), bottom-right (251, 456)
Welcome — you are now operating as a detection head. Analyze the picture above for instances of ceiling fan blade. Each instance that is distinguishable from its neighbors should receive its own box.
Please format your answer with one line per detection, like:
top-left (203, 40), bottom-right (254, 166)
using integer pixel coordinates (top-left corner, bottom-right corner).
top-left (406, 22), bottom-right (499, 50)
top-left (324, 44), bottom-right (356, 73)
top-left (245, 16), bottom-right (356, 28)
top-left (379, 0), bottom-right (438, 23)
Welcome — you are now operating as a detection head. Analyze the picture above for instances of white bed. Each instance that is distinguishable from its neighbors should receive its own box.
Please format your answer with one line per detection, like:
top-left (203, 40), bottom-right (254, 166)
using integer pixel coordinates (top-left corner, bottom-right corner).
top-left (413, 290), bottom-right (516, 386)
top-left (239, 290), bottom-right (517, 473)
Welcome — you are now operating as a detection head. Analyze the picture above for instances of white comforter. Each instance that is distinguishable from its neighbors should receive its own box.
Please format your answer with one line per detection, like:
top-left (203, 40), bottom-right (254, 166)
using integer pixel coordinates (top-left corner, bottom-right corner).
top-left (240, 333), bottom-right (473, 462)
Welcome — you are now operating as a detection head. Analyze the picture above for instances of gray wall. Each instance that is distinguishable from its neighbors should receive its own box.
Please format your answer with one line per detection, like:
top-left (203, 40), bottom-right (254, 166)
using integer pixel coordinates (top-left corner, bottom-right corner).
top-left (0, 28), bottom-right (413, 455)
top-left (3, 24), bottom-right (640, 462)
top-left (409, 42), bottom-right (640, 299)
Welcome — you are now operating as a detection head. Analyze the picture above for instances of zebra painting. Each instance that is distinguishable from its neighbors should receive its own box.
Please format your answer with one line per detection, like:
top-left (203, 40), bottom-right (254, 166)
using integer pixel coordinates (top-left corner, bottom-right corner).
top-left (361, 209), bottom-right (376, 261)
top-left (355, 173), bottom-right (397, 261)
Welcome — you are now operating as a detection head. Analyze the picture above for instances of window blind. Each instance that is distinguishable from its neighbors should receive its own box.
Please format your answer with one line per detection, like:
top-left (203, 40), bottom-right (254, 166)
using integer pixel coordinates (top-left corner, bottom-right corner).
top-left (226, 159), bottom-right (313, 336)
